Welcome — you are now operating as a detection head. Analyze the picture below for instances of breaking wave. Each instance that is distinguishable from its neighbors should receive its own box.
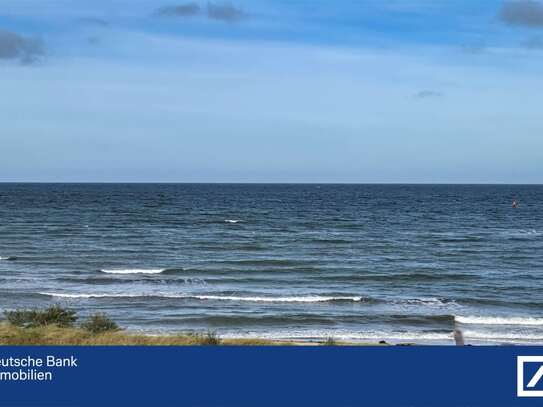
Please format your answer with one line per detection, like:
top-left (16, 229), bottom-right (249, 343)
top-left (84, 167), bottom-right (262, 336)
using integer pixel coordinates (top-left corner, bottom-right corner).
top-left (38, 291), bottom-right (459, 306)
top-left (39, 292), bottom-right (366, 303)
top-left (455, 315), bottom-right (543, 326)
top-left (190, 295), bottom-right (364, 303)
top-left (462, 330), bottom-right (543, 341)
top-left (394, 297), bottom-right (459, 307)
top-left (100, 269), bottom-right (165, 275)
top-left (221, 330), bottom-right (453, 343)
top-left (500, 229), bottom-right (542, 239)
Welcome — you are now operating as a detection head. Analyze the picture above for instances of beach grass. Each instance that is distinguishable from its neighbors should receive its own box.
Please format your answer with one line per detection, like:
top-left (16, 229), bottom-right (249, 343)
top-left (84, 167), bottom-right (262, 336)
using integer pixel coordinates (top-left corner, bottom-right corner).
top-left (0, 305), bottom-right (285, 345)
top-left (0, 323), bottom-right (391, 345)
top-left (0, 306), bottom-right (387, 346)
top-left (0, 323), bottom-right (294, 346)
top-left (4, 305), bottom-right (77, 328)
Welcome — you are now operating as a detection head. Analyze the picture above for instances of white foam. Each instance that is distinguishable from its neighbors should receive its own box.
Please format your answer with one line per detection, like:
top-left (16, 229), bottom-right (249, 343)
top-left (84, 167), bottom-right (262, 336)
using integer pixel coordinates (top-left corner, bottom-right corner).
top-left (501, 229), bottom-right (541, 238)
top-left (39, 292), bottom-right (363, 303)
top-left (192, 295), bottom-right (363, 303)
top-left (462, 330), bottom-right (543, 341)
top-left (396, 297), bottom-right (458, 307)
top-left (100, 269), bottom-right (165, 274)
top-left (221, 330), bottom-right (452, 342)
top-left (40, 293), bottom-right (120, 299)
top-left (455, 315), bottom-right (543, 326)
top-left (40, 292), bottom-right (178, 299)
top-left (223, 329), bottom-right (543, 344)
top-left (224, 219), bottom-right (242, 224)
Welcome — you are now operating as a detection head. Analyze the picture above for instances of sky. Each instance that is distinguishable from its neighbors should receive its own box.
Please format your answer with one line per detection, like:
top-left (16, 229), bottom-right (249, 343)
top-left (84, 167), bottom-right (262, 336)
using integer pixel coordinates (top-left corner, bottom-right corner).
top-left (0, 0), bottom-right (542, 183)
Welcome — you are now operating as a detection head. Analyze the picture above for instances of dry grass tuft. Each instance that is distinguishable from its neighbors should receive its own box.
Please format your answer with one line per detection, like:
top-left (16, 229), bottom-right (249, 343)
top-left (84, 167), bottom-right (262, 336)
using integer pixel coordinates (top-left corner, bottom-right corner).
top-left (0, 323), bottom-right (287, 346)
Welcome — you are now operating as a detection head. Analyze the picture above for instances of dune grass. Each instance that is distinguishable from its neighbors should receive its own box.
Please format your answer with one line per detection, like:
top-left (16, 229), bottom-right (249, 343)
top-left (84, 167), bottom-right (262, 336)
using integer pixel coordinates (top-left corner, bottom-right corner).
top-left (0, 305), bottom-right (288, 345)
top-left (0, 305), bottom-right (385, 346)
top-left (0, 323), bottom-right (292, 346)
top-left (4, 305), bottom-right (77, 328)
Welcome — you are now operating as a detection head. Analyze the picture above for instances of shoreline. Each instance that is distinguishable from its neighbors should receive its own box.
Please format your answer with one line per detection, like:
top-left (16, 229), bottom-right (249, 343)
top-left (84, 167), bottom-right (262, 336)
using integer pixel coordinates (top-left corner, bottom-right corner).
top-left (0, 306), bottom-right (421, 346)
top-left (3, 307), bottom-right (535, 346)
top-left (0, 323), bottom-right (399, 346)
top-left (3, 324), bottom-right (537, 346)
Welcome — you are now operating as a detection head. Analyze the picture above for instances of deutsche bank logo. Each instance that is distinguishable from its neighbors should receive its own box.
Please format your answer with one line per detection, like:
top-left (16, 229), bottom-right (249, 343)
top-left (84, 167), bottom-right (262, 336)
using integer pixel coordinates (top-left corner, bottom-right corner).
top-left (517, 356), bottom-right (543, 397)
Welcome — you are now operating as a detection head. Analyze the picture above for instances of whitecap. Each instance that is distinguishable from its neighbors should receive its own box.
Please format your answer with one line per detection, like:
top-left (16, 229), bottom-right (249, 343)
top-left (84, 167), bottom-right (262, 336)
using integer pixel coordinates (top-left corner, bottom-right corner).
top-left (455, 315), bottom-right (543, 326)
top-left (501, 229), bottom-right (541, 238)
top-left (462, 330), bottom-right (543, 341)
top-left (224, 219), bottom-right (242, 224)
top-left (396, 297), bottom-right (458, 307)
top-left (100, 269), bottom-right (165, 275)
top-left (40, 293), bottom-right (118, 299)
top-left (221, 330), bottom-right (452, 343)
top-left (191, 295), bottom-right (363, 303)
top-left (40, 292), bottom-right (180, 299)
top-left (39, 292), bottom-right (363, 303)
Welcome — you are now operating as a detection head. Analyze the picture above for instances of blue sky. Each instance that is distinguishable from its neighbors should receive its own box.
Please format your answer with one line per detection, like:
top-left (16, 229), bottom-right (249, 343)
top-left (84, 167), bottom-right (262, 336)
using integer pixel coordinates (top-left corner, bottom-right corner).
top-left (1, 0), bottom-right (542, 182)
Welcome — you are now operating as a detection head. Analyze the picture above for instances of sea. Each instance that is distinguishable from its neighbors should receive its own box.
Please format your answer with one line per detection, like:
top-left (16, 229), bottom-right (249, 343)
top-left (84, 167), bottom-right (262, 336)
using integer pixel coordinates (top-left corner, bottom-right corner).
top-left (0, 183), bottom-right (542, 344)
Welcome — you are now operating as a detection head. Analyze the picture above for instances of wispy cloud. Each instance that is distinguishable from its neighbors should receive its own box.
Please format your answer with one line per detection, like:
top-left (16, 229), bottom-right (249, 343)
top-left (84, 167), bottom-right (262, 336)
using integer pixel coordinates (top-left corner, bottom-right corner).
top-left (413, 90), bottom-right (443, 99)
top-left (500, 0), bottom-right (543, 28)
top-left (155, 3), bottom-right (201, 18)
top-left (0, 29), bottom-right (44, 64)
top-left (207, 2), bottom-right (245, 22)
top-left (154, 2), bottom-right (245, 22)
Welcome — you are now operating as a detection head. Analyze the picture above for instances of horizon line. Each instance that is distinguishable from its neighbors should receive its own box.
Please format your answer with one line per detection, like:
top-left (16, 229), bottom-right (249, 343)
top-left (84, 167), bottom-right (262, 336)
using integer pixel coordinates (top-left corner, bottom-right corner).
top-left (0, 181), bottom-right (541, 186)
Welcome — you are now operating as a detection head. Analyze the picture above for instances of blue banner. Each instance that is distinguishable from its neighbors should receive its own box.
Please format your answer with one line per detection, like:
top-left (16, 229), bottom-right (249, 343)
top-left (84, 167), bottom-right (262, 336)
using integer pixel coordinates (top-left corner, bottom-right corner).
top-left (1, 346), bottom-right (543, 407)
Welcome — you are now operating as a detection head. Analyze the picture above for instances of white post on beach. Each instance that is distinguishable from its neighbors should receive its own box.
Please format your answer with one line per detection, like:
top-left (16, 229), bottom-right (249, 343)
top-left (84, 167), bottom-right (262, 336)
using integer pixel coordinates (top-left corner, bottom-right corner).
top-left (453, 329), bottom-right (465, 346)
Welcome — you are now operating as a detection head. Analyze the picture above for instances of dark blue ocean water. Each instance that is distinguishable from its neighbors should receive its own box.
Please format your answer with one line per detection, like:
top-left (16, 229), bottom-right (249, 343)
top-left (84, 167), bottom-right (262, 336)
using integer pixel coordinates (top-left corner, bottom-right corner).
top-left (0, 184), bottom-right (542, 344)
